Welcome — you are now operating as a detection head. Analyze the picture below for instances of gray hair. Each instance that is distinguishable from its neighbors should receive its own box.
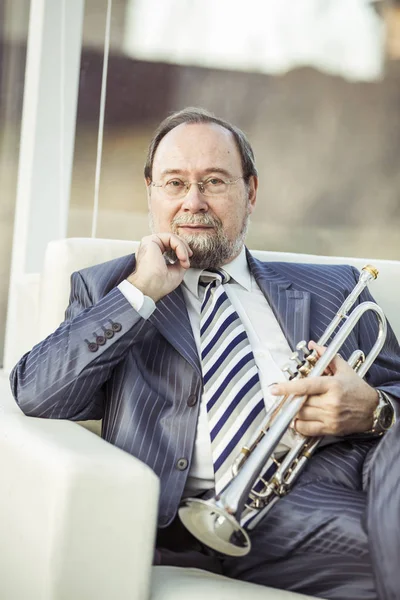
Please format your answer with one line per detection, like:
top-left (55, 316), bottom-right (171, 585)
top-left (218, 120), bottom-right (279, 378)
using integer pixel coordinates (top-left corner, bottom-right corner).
top-left (144, 107), bottom-right (257, 182)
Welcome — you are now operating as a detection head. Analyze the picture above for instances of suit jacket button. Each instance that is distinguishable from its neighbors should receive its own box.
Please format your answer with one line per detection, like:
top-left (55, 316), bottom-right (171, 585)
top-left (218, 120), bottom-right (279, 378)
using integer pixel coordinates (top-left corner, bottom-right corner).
top-left (95, 335), bottom-right (106, 346)
top-left (176, 458), bottom-right (188, 471)
top-left (187, 395), bottom-right (197, 407)
top-left (104, 329), bottom-right (114, 339)
top-left (111, 322), bottom-right (122, 332)
top-left (87, 342), bottom-right (98, 352)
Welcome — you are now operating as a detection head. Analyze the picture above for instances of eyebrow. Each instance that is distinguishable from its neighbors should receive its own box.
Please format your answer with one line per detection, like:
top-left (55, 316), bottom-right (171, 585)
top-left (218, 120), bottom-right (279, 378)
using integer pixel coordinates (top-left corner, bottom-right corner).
top-left (160, 167), bottom-right (234, 178)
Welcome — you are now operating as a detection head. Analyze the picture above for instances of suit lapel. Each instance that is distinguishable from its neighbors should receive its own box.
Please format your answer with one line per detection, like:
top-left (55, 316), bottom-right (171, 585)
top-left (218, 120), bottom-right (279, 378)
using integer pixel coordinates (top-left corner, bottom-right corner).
top-left (147, 249), bottom-right (311, 372)
top-left (125, 253), bottom-right (200, 375)
top-left (148, 286), bottom-right (201, 376)
top-left (246, 250), bottom-right (311, 350)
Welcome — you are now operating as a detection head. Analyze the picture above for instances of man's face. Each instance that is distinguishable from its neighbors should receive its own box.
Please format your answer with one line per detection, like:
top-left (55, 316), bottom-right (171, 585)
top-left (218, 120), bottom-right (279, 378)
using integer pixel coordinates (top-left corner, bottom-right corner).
top-left (147, 122), bottom-right (257, 268)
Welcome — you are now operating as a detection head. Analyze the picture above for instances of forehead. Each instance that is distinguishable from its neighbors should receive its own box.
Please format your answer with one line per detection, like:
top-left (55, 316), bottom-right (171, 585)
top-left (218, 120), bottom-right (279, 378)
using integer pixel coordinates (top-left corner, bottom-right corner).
top-left (152, 122), bottom-right (242, 177)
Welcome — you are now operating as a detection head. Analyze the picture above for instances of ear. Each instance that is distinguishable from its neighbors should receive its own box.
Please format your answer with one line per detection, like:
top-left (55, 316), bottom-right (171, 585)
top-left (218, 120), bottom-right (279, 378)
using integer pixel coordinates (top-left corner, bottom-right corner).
top-left (145, 177), bottom-right (152, 208)
top-left (247, 176), bottom-right (258, 214)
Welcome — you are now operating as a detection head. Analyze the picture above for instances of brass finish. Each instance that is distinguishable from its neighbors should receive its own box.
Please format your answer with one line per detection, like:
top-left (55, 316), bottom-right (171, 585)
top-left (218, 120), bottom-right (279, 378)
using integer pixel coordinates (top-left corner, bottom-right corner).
top-left (298, 364), bottom-right (312, 376)
top-left (363, 264), bottom-right (379, 279)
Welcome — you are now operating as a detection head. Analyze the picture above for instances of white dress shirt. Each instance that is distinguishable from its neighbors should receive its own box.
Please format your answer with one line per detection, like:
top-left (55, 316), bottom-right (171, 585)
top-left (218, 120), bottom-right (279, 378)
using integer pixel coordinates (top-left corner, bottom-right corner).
top-left (118, 248), bottom-right (300, 497)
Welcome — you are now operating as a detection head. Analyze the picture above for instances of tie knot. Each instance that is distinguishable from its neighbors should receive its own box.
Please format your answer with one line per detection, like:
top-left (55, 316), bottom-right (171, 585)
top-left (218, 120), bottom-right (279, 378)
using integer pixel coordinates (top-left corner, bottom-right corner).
top-left (199, 268), bottom-right (230, 288)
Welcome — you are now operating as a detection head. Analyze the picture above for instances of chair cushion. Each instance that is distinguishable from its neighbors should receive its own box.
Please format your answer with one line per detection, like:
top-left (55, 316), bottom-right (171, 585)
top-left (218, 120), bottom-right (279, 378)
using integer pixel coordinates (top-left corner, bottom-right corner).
top-left (151, 567), bottom-right (319, 599)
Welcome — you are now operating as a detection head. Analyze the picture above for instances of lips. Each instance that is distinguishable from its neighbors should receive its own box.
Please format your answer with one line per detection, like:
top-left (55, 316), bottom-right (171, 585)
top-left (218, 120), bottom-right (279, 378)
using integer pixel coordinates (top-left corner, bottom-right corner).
top-left (178, 225), bottom-right (213, 230)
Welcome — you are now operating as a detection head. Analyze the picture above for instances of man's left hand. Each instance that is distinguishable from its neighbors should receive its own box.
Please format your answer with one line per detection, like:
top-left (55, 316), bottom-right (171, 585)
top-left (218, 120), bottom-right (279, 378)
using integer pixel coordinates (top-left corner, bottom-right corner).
top-left (270, 341), bottom-right (379, 437)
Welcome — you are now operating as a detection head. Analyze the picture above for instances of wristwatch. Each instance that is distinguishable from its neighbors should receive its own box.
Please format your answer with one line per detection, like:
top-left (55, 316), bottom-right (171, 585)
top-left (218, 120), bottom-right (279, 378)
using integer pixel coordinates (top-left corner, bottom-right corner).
top-left (370, 390), bottom-right (395, 434)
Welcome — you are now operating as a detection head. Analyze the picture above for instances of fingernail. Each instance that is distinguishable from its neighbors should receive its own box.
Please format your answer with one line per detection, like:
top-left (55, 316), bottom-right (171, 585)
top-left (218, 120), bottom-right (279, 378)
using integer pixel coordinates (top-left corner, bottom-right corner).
top-left (269, 385), bottom-right (279, 395)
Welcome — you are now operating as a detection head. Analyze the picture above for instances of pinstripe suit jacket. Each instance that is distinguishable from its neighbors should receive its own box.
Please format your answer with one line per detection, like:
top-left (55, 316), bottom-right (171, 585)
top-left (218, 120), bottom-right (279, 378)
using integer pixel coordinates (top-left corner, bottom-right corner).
top-left (11, 249), bottom-right (400, 527)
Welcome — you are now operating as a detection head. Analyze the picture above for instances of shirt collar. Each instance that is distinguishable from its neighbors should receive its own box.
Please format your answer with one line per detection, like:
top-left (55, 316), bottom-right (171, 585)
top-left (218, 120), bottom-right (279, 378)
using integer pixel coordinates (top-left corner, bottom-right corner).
top-left (183, 246), bottom-right (251, 298)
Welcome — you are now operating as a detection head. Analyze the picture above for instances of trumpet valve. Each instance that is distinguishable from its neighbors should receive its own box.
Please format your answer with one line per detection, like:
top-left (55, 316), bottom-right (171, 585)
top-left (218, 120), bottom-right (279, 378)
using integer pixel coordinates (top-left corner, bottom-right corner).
top-left (305, 352), bottom-right (318, 366)
top-left (297, 341), bottom-right (319, 367)
top-left (283, 364), bottom-right (296, 379)
top-left (298, 362), bottom-right (312, 376)
top-left (290, 351), bottom-right (303, 366)
top-left (296, 340), bottom-right (311, 357)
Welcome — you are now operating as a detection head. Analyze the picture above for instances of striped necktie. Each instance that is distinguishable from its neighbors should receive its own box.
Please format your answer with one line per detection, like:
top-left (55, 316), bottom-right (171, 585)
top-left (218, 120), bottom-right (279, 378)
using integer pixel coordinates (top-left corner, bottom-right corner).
top-left (199, 269), bottom-right (266, 494)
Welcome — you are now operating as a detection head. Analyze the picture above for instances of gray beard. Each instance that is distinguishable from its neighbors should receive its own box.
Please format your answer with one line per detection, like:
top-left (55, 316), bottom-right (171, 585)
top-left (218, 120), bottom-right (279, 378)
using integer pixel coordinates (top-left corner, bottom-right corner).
top-left (149, 211), bottom-right (249, 269)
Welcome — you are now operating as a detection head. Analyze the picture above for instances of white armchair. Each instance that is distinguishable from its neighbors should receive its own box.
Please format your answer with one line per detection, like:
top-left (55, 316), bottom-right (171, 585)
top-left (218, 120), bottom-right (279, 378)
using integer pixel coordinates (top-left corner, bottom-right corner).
top-left (2, 237), bottom-right (399, 600)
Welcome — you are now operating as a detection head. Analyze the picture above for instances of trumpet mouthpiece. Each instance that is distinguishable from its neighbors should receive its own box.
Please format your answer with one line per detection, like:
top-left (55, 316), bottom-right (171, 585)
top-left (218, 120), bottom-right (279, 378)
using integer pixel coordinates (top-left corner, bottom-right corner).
top-left (362, 265), bottom-right (379, 280)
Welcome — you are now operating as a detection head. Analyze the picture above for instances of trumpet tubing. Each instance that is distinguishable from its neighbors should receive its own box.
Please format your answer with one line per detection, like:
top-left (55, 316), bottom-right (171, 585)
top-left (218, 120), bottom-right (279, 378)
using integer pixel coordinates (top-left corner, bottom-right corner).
top-left (179, 265), bottom-right (387, 556)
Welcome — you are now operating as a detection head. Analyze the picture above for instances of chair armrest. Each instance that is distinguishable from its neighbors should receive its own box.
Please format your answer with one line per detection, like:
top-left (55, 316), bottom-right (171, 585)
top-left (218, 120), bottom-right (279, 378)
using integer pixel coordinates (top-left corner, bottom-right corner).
top-left (0, 369), bottom-right (23, 415)
top-left (0, 413), bottom-right (159, 600)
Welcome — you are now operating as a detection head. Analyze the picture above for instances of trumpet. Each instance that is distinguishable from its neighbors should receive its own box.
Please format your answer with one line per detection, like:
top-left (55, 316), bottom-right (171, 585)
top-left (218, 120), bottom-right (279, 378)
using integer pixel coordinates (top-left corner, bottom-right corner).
top-left (179, 265), bottom-right (387, 557)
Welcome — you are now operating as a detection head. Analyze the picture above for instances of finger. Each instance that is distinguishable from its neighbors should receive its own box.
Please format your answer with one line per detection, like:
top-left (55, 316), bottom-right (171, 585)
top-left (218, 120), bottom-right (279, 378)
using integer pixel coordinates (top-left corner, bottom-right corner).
top-left (329, 353), bottom-right (356, 376)
top-left (148, 234), bottom-right (166, 252)
top-left (308, 341), bottom-right (341, 375)
top-left (309, 341), bottom-right (354, 371)
top-left (294, 419), bottom-right (325, 437)
top-left (153, 233), bottom-right (192, 267)
top-left (308, 340), bottom-right (326, 357)
top-left (150, 232), bottom-right (192, 255)
top-left (296, 404), bottom-right (326, 422)
top-left (270, 377), bottom-right (331, 398)
top-left (302, 394), bottom-right (334, 410)
top-left (168, 233), bottom-right (193, 258)
top-left (308, 341), bottom-right (332, 375)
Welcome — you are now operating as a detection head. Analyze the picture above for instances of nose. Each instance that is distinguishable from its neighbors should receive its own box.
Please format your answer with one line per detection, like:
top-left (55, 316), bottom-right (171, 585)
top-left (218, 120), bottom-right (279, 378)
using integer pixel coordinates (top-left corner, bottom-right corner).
top-left (181, 184), bottom-right (209, 213)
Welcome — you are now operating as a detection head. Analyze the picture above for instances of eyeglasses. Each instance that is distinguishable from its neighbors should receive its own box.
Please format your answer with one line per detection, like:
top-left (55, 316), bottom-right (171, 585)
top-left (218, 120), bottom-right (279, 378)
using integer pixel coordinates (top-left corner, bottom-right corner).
top-left (151, 176), bottom-right (243, 199)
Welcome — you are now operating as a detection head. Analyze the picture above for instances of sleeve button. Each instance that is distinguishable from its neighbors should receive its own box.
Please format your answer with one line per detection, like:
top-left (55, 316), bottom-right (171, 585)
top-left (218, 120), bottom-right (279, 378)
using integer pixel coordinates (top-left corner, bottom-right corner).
top-left (187, 395), bottom-right (197, 407)
top-left (111, 322), bottom-right (122, 332)
top-left (95, 335), bottom-right (106, 346)
top-left (104, 329), bottom-right (114, 339)
top-left (87, 342), bottom-right (98, 352)
top-left (176, 458), bottom-right (188, 471)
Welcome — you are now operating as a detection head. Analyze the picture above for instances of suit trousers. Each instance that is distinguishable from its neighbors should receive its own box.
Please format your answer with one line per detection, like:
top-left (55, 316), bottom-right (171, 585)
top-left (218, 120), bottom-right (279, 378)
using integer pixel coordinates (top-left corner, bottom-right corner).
top-left (156, 424), bottom-right (400, 600)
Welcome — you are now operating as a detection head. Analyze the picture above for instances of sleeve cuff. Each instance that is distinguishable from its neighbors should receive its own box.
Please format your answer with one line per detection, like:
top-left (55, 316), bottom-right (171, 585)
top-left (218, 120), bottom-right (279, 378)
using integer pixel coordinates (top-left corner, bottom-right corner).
top-left (117, 280), bottom-right (156, 320)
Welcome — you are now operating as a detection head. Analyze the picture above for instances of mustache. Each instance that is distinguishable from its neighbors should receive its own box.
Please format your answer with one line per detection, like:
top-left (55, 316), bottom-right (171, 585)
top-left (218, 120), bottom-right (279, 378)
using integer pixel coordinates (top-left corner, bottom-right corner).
top-left (171, 214), bottom-right (222, 228)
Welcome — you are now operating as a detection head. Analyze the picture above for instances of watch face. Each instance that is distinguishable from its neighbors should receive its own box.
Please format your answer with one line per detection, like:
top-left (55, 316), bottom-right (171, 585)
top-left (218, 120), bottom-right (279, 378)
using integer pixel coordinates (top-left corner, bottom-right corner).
top-left (379, 404), bottom-right (394, 430)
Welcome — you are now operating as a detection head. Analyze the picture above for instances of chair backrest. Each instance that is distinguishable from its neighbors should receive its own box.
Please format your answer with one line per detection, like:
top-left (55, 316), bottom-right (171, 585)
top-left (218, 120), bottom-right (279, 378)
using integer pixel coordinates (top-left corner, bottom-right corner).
top-left (39, 237), bottom-right (400, 341)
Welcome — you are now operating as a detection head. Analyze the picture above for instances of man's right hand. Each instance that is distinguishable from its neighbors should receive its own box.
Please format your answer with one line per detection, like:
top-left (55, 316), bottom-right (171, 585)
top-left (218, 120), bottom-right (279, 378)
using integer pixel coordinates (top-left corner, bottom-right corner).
top-left (127, 234), bottom-right (193, 303)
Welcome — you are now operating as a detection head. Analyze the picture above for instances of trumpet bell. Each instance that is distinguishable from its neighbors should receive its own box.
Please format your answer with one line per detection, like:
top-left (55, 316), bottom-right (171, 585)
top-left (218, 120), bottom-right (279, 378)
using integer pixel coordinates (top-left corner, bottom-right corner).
top-left (178, 498), bottom-right (251, 557)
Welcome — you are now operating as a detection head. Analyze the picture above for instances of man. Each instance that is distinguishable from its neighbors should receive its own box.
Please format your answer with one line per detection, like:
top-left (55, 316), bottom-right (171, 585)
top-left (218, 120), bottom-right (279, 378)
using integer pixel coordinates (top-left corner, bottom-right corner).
top-left (11, 108), bottom-right (400, 599)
